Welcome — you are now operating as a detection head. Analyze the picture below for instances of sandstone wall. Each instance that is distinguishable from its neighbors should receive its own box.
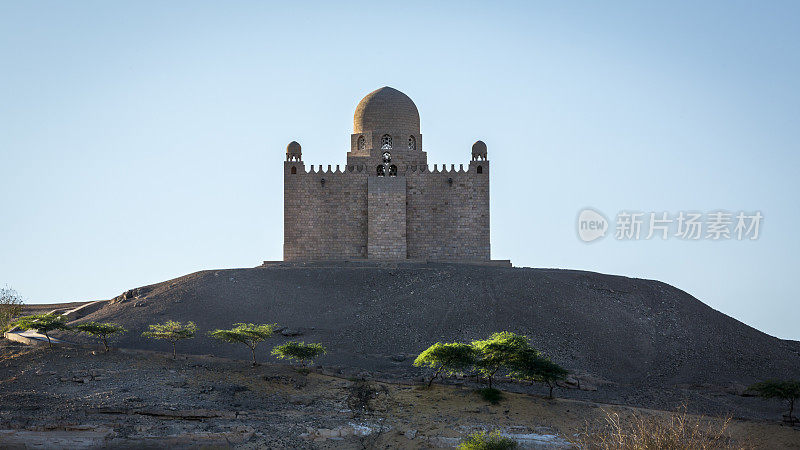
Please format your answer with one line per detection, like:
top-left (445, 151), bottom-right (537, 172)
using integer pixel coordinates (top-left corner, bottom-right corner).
top-left (283, 161), bottom-right (489, 261)
top-left (367, 176), bottom-right (407, 259)
top-left (284, 162), bottom-right (368, 260)
top-left (405, 161), bottom-right (489, 260)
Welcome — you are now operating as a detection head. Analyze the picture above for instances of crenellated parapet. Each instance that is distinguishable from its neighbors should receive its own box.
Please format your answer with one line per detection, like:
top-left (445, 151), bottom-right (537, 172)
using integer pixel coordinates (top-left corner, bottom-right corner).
top-left (284, 161), bottom-right (489, 176)
top-left (284, 163), bottom-right (370, 175)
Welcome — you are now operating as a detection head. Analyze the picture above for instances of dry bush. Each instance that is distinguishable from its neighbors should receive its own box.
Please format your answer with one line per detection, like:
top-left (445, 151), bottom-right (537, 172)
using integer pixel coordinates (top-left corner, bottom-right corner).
top-left (574, 404), bottom-right (745, 450)
top-left (458, 430), bottom-right (518, 449)
top-left (346, 381), bottom-right (389, 416)
top-left (0, 286), bottom-right (24, 333)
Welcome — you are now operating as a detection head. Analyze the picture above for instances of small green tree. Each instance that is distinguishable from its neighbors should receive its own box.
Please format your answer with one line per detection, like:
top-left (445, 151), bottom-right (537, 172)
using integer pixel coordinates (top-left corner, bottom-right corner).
top-left (271, 341), bottom-right (326, 367)
top-left (0, 286), bottom-right (24, 333)
top-left (10, 314), bottom-right (70, 348)
top-left (74, 322), bottom-right (126, 351)
top-left (458, 430), bottom-right (518, 450)
top-left (209, 323), bottom-right (278, 364)
top-left (414, 342), bottom-right (477, 387)
top-left (471, 332), bottom-right (530, 388)
top-left (749, 379), bottom-right (800, 424)
top-left (510, 348), bottom-right (568, 398)
top-left (142, 320), bottom-right (196, 359)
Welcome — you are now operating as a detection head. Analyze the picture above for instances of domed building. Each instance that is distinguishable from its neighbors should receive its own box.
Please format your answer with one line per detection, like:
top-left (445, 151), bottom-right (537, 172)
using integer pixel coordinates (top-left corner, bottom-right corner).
top-left (284, 86), bottom-right (490, 261)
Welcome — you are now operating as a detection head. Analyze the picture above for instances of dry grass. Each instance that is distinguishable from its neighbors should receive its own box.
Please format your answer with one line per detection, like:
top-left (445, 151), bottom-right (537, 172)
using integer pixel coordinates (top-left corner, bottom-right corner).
top-left (573, 404), bottom-right (747, 450)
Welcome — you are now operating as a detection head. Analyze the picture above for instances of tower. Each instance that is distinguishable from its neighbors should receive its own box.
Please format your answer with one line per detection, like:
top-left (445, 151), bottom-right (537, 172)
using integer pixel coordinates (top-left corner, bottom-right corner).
top-left (283, 87), bottom-right (490, 261)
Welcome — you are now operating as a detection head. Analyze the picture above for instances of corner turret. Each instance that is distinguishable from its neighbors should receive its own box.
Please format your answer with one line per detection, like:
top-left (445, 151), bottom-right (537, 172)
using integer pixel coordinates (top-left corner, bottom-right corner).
top-left (286, 141), bottom-right (302, 161)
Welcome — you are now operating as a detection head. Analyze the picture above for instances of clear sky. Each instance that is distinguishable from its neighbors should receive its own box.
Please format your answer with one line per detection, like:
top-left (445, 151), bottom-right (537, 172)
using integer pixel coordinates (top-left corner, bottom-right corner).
top-left (1, 1), bottom-right (798, 339)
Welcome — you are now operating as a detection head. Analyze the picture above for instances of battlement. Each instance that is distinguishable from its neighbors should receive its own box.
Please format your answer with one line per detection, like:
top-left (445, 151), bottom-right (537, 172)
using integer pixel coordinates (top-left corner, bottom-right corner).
top-left (285, 161), bottom-right (489, 176)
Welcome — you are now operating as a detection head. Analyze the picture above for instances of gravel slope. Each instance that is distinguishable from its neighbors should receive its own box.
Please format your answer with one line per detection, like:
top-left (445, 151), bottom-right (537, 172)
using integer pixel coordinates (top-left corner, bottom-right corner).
top-left (64, 264), bottom-right (799, 393)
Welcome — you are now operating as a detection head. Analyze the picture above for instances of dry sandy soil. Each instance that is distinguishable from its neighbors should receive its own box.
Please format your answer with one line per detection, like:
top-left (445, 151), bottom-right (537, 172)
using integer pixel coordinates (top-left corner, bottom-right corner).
top-left (1, 341), bottom-right (798, 449)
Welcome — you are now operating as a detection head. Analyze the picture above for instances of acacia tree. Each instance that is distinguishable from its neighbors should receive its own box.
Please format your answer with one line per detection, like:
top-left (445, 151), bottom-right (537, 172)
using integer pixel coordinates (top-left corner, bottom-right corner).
top-left (209, 323), bottom-right (278, 364)
top-left (74, 322), bottom-right (126, 351)
top-left (142, 320), bottom-right (196, 359)
top-left (413, 342), bottom-right (477, 387)
top-left (0, 286), bottom-right (24, 333)
top-left (749, 379), bottom-right (800, 424)
top-left (11, 314), bottom-right (70, 348)
top-left (272, 341), bottom-right (326, 367)
top-left (510, 348), bottom-right (568, 398)
top-left (471, 332), bottom-right (530, 388)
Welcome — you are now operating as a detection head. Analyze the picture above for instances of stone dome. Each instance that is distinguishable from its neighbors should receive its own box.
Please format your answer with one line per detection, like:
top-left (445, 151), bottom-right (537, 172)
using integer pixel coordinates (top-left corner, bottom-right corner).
top-left (472, 140), bottom-right (487, 160)
top-left (286, 141), bottom-right (301, 160)
top-left (287, 141), bottom-right (301, 152)
top-left (353, 87), bottom-right (420, 134)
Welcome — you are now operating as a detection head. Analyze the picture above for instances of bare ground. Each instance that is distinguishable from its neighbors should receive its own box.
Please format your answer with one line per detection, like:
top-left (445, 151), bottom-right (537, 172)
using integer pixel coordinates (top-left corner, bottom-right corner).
top-left (21, 302), bottom-right (93, 316)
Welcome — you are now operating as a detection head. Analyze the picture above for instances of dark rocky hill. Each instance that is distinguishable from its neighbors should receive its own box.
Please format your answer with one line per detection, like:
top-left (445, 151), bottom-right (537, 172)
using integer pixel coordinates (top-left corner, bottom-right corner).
top-left (65, 262), bottom-right (800, 416)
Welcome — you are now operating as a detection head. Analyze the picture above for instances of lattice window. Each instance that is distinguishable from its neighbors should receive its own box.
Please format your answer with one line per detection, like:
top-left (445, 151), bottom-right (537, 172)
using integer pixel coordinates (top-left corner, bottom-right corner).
top-left (376, 165), bottom-right (385, 177)
top-left (381, 134), bottom-right (392, 150)
top-left (357, 135), bottom-right (366, 150)
top-left (408, 135), bottom-right (416, 150)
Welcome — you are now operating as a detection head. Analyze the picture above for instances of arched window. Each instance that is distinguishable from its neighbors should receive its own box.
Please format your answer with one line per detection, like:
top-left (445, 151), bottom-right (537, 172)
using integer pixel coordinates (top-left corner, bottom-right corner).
top-left (408, 135), bottom-right (416, 150)
top-left (389, 165), bottom-right (397, 177)
top-left (476, 165), bottom-right (483, 174)
top-left (357, 135), bottom-right (366, 150)
top-left (291, 166), bottom-right (297, 174)
top-left (381, 134), bottom-right (392, 150)
top-left (376, 165), bottom-right (385, 177)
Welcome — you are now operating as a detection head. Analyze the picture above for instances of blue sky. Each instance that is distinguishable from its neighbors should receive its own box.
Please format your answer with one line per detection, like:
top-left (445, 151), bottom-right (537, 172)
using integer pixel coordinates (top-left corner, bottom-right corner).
top-left (1, 1), bottom-right (798, 339)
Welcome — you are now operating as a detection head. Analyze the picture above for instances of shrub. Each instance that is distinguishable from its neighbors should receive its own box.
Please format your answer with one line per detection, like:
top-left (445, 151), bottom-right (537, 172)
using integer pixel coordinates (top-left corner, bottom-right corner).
top-left (271, 341), bottom-right (326, 367)
top-left (209, 323), bottom-right (278, 364)
top-left (413, 342), bottom-right (477, 386)
top-left (458, 430), bottom-right (518, 450)
top-left (749, 379), bottom-right (800, 424)
top-left (477, 387), bottom-right (503, 404)
top-left (10, 314), bottom-right (70, 348)
top-left (347, 380), bottom-right (386, 414)
top-left (573, 404), bottom-right (735, 449)
top-left (74, 322), bottom-right (126, 351)
top-left (0, 286), bottom-right (24, 333)
top-left (142, 320), bottom-right (196, 359)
